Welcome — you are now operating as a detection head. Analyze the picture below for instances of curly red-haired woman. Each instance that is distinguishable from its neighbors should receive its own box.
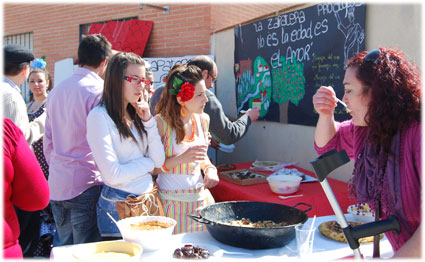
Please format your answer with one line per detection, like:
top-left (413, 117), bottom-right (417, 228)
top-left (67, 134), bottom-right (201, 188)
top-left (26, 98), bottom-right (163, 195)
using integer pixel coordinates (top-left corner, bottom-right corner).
top-left (313, 47), bottom-right (421, 258)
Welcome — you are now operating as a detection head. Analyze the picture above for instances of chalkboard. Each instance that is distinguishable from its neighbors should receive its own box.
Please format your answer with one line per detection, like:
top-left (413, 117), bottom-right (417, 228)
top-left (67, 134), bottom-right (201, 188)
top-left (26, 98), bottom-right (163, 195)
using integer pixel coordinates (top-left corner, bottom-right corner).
top-left (234, 3), bottom-right (366, 126)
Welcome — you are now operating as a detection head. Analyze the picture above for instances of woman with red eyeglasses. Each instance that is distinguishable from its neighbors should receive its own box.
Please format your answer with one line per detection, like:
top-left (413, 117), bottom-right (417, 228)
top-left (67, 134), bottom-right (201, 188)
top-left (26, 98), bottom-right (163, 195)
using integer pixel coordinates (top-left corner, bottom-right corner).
top-left (153, 64), bottom-right (218, 234)
top-left (313, 47), bottom-right (421, 258)
top-left (86, 52), bottom-right (165, 238)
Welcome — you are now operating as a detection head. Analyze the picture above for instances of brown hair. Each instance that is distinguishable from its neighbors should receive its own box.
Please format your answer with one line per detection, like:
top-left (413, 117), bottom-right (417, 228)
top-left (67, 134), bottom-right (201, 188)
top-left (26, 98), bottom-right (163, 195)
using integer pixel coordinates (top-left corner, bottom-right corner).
top-left (346, 47), bottom-right (421, 153)
top-left (100, 52), bottom-right (146, 143)
top-left (28, 68), bottom-right (53, 100)
top-left (78, 34), bottom-right (112, 67)
top-left (156, 64), bottom-right (203, 143)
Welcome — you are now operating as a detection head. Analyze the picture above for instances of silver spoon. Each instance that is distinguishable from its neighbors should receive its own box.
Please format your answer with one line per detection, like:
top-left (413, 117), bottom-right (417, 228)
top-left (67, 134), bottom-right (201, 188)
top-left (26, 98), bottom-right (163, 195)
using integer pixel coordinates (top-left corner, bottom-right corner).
top-left (336, 98), bottom-right (351, 113)
top-left (107, 212), bottom-right (119, 226)
top-left (278, 194), bottom-right (304, 200)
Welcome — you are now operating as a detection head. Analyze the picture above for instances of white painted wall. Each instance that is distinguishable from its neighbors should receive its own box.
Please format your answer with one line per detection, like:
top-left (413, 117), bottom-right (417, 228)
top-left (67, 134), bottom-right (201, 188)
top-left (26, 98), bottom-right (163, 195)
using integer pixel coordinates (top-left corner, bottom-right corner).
top-left (213, 4), bottom-right (421, 182)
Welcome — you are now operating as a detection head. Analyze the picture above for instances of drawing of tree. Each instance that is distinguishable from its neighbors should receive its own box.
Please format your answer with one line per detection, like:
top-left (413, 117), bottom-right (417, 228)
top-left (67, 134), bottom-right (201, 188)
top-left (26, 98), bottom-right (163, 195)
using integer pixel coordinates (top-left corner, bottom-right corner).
top-left (271, 56), bottom-right (306, 123)
top-left (271, 56), bottom-right (305, 105)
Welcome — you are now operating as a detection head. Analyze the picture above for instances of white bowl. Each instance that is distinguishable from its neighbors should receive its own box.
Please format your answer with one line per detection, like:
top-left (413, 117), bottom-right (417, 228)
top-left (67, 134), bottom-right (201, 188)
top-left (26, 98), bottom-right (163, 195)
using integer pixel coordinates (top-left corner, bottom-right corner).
top-left (117, 215), bottom-right (177, 251)
top-left (347, 203), bottom-right (375, 223)
top-left (266, 175), bottom-right (302, 195)
top-left (72, 240), bottom-right (142, 262)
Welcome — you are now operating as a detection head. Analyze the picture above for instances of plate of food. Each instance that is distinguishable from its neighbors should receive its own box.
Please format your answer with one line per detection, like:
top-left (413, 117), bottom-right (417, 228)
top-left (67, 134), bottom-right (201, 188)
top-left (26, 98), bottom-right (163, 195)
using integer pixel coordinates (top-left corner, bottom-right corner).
top-left (252, 160), bottom-right (280, 169)
top-left (216, 163), bottom-right (236, 171)
top-left (171, 243), bottom-right (223, 260)
top-left (219, 169), bottom-right (267, 186)
top-left (318, 220), bottom-right (383, 243)
top-left (72, 240), bottom-right (142, 261)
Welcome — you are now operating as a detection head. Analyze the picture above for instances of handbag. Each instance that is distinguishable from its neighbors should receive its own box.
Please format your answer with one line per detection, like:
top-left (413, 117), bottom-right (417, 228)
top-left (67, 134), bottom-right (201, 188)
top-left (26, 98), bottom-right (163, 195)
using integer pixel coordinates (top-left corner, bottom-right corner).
top-left (115, 183), bottom-right (164, 220)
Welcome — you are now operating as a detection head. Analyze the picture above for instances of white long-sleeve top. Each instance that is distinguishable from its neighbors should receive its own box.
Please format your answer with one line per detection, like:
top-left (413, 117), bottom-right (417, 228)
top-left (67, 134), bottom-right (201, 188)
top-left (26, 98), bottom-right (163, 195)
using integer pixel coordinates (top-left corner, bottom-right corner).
top-left (2, 77), bottom-right (45, 146)
top-left (86, 105), bottom-right (165, 195)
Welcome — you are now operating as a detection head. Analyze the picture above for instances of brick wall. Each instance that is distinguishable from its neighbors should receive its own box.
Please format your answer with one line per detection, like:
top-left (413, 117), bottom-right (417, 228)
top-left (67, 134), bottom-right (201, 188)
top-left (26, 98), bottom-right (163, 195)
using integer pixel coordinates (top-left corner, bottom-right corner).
top-left (210, 3), bottom-right (297, 32)
top-left (4, 2), bottom-right (297, 82)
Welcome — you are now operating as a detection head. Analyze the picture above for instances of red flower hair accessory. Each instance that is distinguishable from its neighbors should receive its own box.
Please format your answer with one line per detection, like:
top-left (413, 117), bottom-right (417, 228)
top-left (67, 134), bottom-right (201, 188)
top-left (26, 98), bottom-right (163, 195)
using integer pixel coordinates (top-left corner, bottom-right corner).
top-left (176, 82), bottom-right (195, 102)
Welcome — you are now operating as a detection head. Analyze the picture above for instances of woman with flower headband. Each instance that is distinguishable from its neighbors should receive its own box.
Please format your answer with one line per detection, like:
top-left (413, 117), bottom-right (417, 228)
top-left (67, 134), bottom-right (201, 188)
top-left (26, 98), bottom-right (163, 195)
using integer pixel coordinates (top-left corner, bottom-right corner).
top-left (26, 59), bottom-right (52, 179)
top-left (20, 59), bottom-right (55, 257)
top-left (313, 47), bottom-right (421, 257)
top-left (86, 52), bottom-right (165, 238)
top-left (154, 64), bottom-right (219, 234)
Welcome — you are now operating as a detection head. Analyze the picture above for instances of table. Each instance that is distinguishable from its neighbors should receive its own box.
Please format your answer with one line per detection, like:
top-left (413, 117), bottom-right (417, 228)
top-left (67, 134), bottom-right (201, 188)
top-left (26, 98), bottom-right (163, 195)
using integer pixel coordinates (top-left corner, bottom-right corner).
top-left (51, 214), bottom-right (394, 261)
top-left (209, 162), bottom-right (355, 218)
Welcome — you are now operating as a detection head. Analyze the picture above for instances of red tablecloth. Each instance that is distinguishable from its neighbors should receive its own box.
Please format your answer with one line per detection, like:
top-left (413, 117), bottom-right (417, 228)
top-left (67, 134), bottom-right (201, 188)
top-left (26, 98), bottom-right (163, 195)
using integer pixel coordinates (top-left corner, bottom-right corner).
top-left (209, 162), bottom-right (355, 218)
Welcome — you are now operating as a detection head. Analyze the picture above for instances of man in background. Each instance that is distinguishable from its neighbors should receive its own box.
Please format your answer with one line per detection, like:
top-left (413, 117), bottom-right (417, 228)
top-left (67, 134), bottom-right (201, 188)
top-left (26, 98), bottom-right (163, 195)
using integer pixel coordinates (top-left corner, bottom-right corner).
top-left (44, 34), bottom-right (112, 246)
top-left (145, 67), bottom-right (155, 102)
top-left (150, 55), bottom-right (260, 147)
top-left (2, 44), bottom-right (45, 145)
top-left (2, 44), bottom-right (47, 257)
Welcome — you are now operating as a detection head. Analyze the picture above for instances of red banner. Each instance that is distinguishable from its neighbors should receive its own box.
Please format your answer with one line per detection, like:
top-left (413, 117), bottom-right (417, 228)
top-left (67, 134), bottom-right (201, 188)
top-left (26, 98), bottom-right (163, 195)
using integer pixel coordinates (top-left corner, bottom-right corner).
top-left (88, 19), bottom-right (153, 56)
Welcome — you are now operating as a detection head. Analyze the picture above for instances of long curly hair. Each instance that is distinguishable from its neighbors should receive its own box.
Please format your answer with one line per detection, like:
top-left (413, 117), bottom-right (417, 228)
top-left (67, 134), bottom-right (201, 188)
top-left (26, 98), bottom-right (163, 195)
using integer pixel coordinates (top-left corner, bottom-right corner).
top-left (156, 64), bottom-right (203, 144)
top-left (346, 47), bottom-right (421, 153)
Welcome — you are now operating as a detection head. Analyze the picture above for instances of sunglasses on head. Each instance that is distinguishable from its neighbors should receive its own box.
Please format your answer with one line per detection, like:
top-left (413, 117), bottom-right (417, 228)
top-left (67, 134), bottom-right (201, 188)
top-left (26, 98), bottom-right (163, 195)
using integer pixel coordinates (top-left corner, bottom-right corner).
top-left (364, 49), bottom-right (381, 63)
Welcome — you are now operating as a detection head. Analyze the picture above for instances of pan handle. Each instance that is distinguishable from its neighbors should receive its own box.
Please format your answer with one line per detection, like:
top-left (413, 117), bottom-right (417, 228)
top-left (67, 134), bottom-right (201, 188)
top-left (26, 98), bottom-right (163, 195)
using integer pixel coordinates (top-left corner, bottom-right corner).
top-left (293, 202), bottom-right (313, 213)
top-left (187, 214), bottom-right (212, 225)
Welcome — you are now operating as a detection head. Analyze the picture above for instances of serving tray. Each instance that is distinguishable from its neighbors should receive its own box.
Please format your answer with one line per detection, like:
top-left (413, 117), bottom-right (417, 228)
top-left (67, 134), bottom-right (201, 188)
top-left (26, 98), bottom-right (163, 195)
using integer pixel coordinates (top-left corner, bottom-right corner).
top-left (218, 169), bottom-right (267, 186)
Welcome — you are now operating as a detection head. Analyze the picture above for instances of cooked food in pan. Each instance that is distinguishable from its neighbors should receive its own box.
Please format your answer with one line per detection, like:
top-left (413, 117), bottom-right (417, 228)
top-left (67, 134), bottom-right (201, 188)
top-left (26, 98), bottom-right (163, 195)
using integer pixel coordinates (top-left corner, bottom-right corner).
top-left (221, 217), bottom-right (290, 228)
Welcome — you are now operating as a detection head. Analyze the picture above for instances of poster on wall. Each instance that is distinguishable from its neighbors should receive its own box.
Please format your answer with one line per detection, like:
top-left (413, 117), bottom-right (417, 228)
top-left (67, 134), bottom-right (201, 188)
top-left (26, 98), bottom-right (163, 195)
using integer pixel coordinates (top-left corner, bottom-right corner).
top-left (144, 55), bottom-right (214, 90)
top-left (234, 3), bottom-right (366, 126)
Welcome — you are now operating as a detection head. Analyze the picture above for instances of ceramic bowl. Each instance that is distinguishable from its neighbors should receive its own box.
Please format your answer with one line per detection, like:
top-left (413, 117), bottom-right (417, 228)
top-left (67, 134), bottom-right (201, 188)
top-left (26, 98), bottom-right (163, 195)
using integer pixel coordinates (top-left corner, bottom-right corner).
top-left (266, 175), bottom-right (302, 195)
top-left (347, 203), bottom-right (375, 223)
top-left (117, 215), bottom-right (177, 251)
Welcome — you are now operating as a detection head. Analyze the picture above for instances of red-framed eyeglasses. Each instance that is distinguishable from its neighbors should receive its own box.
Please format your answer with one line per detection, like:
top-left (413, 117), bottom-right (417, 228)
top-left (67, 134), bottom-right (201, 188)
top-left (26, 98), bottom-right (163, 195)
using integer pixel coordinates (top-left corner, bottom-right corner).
top-left (124, 76), bottom-right (151, 85)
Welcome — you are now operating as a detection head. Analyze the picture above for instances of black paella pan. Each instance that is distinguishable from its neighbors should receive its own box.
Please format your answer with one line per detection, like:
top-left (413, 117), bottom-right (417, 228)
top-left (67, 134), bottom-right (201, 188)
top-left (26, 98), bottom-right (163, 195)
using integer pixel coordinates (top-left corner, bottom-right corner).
top-left (189, 201), bottom-right (312, 249)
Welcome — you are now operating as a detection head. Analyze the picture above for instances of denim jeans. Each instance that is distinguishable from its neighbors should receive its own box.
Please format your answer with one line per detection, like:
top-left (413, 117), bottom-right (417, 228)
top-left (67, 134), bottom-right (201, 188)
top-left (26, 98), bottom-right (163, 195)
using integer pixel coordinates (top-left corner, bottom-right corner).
top-left (50, 185), bottom-right (102, 247)
top-left (97, 185), bottom-right (140, 237)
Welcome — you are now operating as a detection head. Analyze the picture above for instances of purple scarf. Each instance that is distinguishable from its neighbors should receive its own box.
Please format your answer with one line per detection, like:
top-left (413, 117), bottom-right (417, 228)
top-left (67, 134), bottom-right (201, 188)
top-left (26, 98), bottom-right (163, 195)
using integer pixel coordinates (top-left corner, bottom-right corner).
top-left (349, 129), bottom-right (413, 236)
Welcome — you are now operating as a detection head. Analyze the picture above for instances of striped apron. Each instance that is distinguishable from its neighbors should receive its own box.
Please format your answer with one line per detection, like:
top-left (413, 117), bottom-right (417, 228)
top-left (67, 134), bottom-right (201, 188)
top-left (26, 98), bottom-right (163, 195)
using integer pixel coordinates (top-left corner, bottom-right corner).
top-left (158, 114), bottom-right (215, 234)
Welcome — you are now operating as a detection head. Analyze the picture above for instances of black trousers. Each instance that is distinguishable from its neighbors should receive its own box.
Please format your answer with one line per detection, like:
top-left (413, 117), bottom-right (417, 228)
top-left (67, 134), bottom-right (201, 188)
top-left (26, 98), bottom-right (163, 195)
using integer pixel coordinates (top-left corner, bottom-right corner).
top-left (14, 206), bottom-right (41, 257)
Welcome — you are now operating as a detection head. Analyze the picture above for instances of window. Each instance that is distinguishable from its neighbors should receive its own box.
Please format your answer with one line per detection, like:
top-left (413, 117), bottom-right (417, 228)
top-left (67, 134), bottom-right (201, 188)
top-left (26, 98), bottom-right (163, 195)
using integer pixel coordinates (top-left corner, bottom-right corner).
top-left (4, 32), bottom-right (33, 102)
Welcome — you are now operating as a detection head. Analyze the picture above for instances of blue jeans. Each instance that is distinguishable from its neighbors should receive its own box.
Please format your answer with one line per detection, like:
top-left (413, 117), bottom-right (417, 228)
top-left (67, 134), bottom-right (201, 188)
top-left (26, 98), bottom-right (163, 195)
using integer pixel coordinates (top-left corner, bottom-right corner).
top-left (50, 185), bottom-right (102, 246)
top-left (97, 185), bottom-right (140, 237)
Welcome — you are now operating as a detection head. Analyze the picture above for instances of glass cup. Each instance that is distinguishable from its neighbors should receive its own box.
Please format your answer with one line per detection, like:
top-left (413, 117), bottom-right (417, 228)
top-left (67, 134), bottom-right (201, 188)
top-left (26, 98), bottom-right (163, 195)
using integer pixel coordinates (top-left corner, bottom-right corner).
top-left (295, 223), bottom-right (316, 258)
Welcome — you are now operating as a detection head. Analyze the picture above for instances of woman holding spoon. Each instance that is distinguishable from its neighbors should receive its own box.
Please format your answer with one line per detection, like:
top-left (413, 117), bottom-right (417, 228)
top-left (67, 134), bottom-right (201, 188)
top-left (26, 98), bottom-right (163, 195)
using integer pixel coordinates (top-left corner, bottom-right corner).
top-left (313, 48), bottom-right (421, 258)
top-left (86, 52), bottom-right (165, 238)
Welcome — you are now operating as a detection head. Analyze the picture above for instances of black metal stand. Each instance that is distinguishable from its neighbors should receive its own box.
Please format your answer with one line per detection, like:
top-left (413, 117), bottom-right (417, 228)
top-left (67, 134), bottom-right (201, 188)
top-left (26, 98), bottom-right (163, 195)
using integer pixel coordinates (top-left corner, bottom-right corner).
top-left (310, 150), bottom-right (400, 259)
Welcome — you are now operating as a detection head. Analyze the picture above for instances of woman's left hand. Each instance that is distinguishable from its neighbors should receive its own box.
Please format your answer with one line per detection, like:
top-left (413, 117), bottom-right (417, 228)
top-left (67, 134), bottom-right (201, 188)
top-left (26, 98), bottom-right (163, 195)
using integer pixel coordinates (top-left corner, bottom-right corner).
top-left (131, 100), bottom-right (151, 122)
top-left (204, 167), bottom-right (219, 188)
